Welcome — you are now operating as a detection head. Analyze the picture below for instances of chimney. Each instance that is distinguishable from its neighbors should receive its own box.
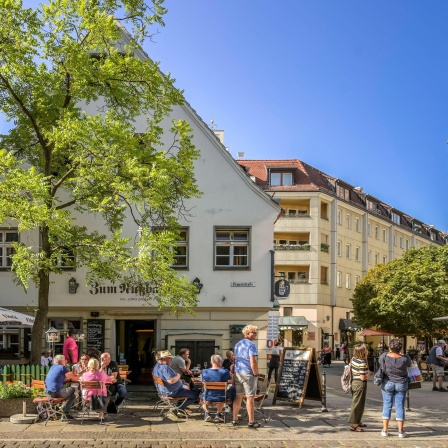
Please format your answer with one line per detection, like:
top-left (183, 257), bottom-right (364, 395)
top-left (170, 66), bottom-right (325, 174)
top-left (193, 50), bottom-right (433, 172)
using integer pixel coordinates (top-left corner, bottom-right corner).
top-left (237, 152), bottom-right (245, 160)
top-left (213, 130), bottom-right (224, 144)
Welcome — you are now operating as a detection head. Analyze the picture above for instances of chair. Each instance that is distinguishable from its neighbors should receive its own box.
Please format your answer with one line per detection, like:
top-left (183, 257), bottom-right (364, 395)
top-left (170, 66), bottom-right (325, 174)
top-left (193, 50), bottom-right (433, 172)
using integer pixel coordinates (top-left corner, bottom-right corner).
top-left (242, 374), bottom-right (270, 422)
top-left (202, 381), bottom-right (229, 423)
top-left (31, 380), bottom-right (68, 425)
top-left (419, 361), bottom-right (433, 381)
top-left (152, 375), bottom-right (189, 419)
top-left (78, 380), bottom-right (107, 425)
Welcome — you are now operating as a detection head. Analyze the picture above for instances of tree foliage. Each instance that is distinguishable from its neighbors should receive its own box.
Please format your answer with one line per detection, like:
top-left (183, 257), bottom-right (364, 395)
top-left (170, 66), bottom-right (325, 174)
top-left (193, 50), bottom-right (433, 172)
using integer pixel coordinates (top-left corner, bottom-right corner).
top-left (352, 246), bottom-right (448, 339)
top-left (0, 0), bottom-right (202, 363)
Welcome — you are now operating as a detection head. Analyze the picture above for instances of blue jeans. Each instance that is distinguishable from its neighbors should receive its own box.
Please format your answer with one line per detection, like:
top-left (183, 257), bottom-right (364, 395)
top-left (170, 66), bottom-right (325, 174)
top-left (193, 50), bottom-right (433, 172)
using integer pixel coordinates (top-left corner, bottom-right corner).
top-left (381, 380), bottom-right (407, 421)
top-left (171, 387), bottom-right (199, 410)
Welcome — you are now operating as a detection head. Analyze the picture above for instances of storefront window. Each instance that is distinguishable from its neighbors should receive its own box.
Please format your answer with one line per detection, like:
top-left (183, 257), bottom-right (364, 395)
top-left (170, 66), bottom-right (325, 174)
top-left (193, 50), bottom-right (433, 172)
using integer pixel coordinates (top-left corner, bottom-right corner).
top-left (48, 319), bottom-right (82, 356)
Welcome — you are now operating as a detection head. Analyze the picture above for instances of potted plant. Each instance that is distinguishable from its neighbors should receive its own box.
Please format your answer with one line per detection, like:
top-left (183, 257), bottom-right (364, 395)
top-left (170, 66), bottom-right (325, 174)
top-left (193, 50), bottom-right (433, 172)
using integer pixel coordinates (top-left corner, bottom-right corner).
top-left (0, 381), bottom-right (46, 417)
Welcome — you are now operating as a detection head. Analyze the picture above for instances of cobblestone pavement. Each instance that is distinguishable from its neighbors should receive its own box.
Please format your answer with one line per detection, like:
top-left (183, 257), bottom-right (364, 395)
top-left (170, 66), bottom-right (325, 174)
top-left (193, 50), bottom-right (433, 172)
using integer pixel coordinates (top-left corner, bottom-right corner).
top-left (0, 382), bottom-right (447, 448)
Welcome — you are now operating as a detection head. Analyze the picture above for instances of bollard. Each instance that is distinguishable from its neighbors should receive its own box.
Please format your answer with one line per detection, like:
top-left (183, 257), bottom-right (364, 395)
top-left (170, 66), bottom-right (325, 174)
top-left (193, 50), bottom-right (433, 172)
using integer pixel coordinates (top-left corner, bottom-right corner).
top-left (321, 370), bottom-right (328, 412)
top-left (22, 399), bottom-right (27, 417)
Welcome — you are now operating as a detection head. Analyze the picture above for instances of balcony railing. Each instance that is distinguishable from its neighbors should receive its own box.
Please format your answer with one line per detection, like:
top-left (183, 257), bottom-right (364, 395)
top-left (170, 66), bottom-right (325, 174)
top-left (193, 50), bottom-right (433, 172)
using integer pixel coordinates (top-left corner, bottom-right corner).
top-left (281, 212), bottom-right (311, 218)
top-left (274, 244), bottom-right (311, 251)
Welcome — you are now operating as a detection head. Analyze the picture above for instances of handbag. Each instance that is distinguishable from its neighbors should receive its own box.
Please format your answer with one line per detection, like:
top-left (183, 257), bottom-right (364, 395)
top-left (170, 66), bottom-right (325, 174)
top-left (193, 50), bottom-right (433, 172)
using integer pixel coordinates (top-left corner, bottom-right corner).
top-left (408, 363), bottom-right (423, 389)
top-left (373, 354), bottom-right (385, 386)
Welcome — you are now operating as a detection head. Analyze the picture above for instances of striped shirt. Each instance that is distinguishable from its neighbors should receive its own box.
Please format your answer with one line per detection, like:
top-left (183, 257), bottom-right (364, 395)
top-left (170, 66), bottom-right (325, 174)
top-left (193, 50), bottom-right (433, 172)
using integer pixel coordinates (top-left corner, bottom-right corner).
top-left (350, 357), bottom-right (368, 380)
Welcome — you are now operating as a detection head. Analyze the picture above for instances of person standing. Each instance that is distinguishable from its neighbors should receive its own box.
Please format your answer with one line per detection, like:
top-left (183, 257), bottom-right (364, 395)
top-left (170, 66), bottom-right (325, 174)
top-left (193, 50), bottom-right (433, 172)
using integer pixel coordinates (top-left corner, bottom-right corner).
top-left (152, 350), bottom-right (199, 417)
top-left (267, 342), bottom-right (282, 383)
top-left (322, 344), bottom-right (332, 367)
top-left (62, 329), bottom-right (78, 364)
top-left (379, 338), bottom-right (412, 438)
top-left (232, 324), bottom-right (260, 428)
top-left (428, 340), bottom-right (448, 392)
top-left (341, 341), bottom-right (349, 364)
top-left (348, 343), bottom-right (371, 432)
top-left (44, 354), bottom-right (79, 419)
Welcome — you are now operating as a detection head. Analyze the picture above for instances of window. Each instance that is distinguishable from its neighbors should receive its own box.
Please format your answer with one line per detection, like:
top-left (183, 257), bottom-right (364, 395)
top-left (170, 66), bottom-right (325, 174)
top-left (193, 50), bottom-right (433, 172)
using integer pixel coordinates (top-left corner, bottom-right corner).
top-left (298, 209), bottom-right (308, 216)
top-left (297, 272), bottom-right (307, 283)
top-left (283, 307), bottom-right (293, 317)
top-left (172, 229), bottom-right (189, 268)
top-left (346, 274), bottom-right (351, 289)
top-left (288, 209), bottom-right (296, 217)
top-left (406, 239), bottom-right (410, 250)
top-left (394, 233), bottom-right (397, 246)
top-left (289, 240), bottom-right (297, 245)
top-left (337, 241), bottom-right (342, 256)
top-left (345, 244), bottom-right (351, 259)
top-left (214, 228), bottom-right (249, 269)
top-left (399, 236), bottom-right (403, 249)
top-left (321, 266), bottom-right (328, 284)
top-left (337, 271), bottom-right (342, 287)
top-left (383, 255), bottom-right (387, 263)
top-left (321, 202), bottom-right (328, 220)
top-left (337, 185), bottom-right (350, 201)
top-left (0, 330), bottom-right (19, 355)
top-left (279, 239), bottom-right (287, 245)
top-left (355, 275), bottom-right (360, 286)
top-left (0, 230), bottom-right (18, 268)
top-left (58, 247), bottom-right (75, 269)
top-left (355, 218), bottom-right (360, 232)
top-left (392, 212), bottom-right (401, 225)
top-left (375, 253), bottom-right (379, 264)
top-left (368, 222), bottom-right (371, 236)
top-left (375, 226), bottom-right (379, 239)
top-left (277, 271), bottom-right (286, 278)
top-left (338, 209), bottom-right (342, 225)
top-left (355, 246), bottom-right (360, 261)
top-left (383, 229), bottom-right (387, 242)
top-left (368, 251), bottom-right (371, 264)
top-left (49, 319), bottom-right (82, 355)
top-left (287, 272), bottom-right (296, 283)
top-left (270, 172), bottom-right (293, 186)
top-left (346, 214), bottom-right (351, 229)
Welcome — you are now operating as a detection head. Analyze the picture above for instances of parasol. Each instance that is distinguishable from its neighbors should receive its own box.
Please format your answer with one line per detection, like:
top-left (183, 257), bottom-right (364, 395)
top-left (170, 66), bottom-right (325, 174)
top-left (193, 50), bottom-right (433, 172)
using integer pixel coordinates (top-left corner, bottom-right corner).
top-left (358, 329), bottom-right (392, 337)
top-left (0, 307), bottom-right (35, 327)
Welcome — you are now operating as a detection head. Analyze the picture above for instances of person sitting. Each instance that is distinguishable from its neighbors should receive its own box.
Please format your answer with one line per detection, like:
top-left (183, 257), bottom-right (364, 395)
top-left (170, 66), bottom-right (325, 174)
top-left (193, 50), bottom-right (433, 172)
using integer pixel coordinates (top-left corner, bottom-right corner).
top-left (170, 348), bottom-right (194, 389)
top-left (44, 354), bottom-right (79, 420)
top-left (202, 354), bottom-right (235, 422)
top-left (72, 353), bottom-right (90, 375)
top-left (41, 349), bottom-right (53, 367)
top-left (152, 350), bottom-right (199, 417)
top-left (99, 352), bottom-right (127, 412)
top-left (79, 358), bottom-right (112, 420)
top-left (222, 350), bottom-right (235, 373)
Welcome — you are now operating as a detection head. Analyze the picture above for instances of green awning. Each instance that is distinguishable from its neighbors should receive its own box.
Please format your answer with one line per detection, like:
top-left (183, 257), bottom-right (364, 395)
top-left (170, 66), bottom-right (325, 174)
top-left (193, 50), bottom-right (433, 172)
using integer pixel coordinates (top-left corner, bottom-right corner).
top-left (278, 316), bottom-right (308, 330)
top-left (339, 319), bottom-right (362, 331)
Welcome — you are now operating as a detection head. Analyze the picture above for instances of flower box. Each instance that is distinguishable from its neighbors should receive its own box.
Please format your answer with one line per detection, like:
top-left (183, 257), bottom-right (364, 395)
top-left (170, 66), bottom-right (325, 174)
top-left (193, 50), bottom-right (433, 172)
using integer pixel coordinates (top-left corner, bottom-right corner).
top-left (0, 398), bottom-right (36, 417)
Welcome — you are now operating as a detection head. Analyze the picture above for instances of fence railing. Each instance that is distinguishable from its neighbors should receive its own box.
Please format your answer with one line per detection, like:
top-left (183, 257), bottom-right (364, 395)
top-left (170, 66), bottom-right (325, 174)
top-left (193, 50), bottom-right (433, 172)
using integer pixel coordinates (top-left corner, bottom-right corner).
top-left (1, 364), bottom-right (51, 386)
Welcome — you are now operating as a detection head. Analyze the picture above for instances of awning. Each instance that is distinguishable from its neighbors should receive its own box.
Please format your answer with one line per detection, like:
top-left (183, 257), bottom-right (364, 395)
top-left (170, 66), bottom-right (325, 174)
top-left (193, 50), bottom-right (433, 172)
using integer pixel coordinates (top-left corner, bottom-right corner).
top-left (321, 327), bottom-right (331, 334)
top-left (278, 316), bottom-right (308, 330)
top-left (339, 319), bottom-right (362, 331)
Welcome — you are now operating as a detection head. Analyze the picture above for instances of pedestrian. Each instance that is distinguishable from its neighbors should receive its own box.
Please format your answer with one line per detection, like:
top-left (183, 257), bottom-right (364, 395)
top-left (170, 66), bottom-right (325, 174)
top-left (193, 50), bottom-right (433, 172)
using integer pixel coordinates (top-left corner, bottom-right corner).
top-left (232, 324), bottom-right (260, 428)
top-left (428, 340), bottom-right (448, 392)
top-left (341, 341), bottom-right (349, 364)
top-left (322, 343), bottom-right (332, 367)
top-left (267, 341), bottom-right (282, 383)
top-left (379, 338), bottom-right (412, 438)
top-left (62, 328), bottom-right (78, 364)
top-left (348, 343), bottom-right (371, 432)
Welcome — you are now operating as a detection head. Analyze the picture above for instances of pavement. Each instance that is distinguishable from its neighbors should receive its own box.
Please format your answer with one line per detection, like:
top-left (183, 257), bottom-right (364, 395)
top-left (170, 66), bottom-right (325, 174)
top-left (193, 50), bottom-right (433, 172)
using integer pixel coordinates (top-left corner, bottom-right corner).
top-left (1, 361), bottom-right (448, 448)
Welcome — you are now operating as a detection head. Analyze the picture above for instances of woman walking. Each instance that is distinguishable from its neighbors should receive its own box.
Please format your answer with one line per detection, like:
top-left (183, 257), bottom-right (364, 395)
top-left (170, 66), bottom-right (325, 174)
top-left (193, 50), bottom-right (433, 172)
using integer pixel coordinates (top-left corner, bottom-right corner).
top-left (348, 343), bottom-right (371, 431)
top-left (379, 338), bottom-right (412, 438)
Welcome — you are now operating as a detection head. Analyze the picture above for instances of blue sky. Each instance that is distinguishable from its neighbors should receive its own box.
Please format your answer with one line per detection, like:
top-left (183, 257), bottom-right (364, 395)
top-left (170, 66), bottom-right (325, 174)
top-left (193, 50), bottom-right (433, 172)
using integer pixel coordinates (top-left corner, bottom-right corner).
top-left (1, 1), bottom-right (447, 231)
top-left (145, 1), bottom-right (448, 231)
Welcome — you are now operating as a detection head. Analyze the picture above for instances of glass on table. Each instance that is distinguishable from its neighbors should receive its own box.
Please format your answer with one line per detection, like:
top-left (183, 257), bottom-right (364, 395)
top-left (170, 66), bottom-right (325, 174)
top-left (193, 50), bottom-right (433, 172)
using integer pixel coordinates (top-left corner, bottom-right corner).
top-left (203, 362), bottom-right (207, 369)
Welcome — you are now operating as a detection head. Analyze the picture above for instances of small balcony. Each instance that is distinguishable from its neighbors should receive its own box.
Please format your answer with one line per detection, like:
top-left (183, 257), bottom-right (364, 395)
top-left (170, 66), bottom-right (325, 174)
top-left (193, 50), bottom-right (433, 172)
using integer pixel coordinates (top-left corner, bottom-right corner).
top-left (274, 243), bottom-right (311, 251)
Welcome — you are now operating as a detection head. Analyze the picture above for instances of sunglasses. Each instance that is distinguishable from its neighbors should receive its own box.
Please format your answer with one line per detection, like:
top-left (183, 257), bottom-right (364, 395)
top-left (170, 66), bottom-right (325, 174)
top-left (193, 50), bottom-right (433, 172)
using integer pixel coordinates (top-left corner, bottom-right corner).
top-left (81, 358), bottom-right (88, 360)
top-left (252, 332), bottom-right (257, 335)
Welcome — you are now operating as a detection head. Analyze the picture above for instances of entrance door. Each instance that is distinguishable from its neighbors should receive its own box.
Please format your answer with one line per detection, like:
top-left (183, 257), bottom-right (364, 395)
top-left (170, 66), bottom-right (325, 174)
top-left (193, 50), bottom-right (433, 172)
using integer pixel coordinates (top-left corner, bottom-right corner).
top-left (115, 320), bottom-right (155, 384)
top-left (172, 340), bottom-right (217, 368)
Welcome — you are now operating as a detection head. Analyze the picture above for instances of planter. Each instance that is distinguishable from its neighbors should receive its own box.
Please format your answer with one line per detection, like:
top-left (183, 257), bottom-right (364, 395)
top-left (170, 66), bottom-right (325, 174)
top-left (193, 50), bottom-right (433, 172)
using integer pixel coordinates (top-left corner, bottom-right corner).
top-left (0, 398), bottom-right (36, 417)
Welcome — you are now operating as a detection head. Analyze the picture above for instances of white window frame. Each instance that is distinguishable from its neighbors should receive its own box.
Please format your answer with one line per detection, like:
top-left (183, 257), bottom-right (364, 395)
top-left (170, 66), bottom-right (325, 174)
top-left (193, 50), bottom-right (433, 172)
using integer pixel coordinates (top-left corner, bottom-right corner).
top-left (345, 244), bottom-right (351, 259)
top-left (337, 271), bottom-right (342, 287)
top-left (337, 241), bottom-right (342, 256)
top-left (0, 330), bottom-right (19, 354)
top-left (406, 239), bottom-right (410, 250)
top-left (355, 246), bottom-right (360, 261)
top-left (270, 172), bottom-right (293, 186)
top-left (355, 217), bottom-right (360, 232)
top-left (355, 275), bottom-right (360, 286)
top-left (375, 253), bottom-right (379, 264)
top-left (172, 228), bottom-right (189, 269)
top-left (338, 209), bottom-right (342, 225)
top-left (394, 233), bottom-right (397, 246)
top-left (368, 222), bottom-right (371, 236)
top-left (368, 251), bottom-right (371, 264)
top-left (399, 236), bottom-right (403, 249)
top-left (383, 255), bottom-right (387, 264)
top-left (375, 226), bottom-right (379, 239)
top-left (214, 227), bottom-right (250, 269)
top-left (346, 214), bottom-right (351, 229)
top-left (383, 229), bottom-right (387, 242)
top-left (346, 273), bottom-right (351, 289)
top-left (0, 229), bottom-right (19, 269)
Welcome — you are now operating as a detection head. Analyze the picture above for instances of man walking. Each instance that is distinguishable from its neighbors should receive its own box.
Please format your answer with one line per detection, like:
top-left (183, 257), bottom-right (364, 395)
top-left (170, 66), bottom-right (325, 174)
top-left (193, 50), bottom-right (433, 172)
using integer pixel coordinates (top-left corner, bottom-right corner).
top-left (232, 324), bottom-right (260, 428)
top-left (62, 329), bottom-right (78, 364)
top-left (428, 340), bottom-right (448, 392)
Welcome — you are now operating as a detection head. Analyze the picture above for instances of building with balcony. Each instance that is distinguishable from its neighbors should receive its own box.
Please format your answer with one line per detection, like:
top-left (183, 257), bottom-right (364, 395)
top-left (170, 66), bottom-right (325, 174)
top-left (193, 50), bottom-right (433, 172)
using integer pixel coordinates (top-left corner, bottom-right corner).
top-left (237, 159), bottom-right (447, 352)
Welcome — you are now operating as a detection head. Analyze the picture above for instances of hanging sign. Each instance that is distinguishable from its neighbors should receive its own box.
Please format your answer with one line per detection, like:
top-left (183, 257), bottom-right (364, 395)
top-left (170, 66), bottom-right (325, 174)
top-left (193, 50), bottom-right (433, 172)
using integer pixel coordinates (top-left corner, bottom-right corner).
top-left (275, 279), bottom-right (290, 299)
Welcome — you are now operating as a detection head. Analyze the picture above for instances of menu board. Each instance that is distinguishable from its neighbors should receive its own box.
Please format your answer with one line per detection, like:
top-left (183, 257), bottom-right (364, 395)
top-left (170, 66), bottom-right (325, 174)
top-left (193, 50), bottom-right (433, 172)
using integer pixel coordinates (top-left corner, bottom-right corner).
top-left (272, 347), bottom-right (322, 408)
top-left (86, 319), bottom-right (105, 352)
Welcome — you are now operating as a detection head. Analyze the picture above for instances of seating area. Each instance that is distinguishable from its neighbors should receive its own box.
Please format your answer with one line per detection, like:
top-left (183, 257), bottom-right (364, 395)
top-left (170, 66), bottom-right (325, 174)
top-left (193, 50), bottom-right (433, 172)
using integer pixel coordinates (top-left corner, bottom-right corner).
top-left (31, 380), bottom-right (69, 425)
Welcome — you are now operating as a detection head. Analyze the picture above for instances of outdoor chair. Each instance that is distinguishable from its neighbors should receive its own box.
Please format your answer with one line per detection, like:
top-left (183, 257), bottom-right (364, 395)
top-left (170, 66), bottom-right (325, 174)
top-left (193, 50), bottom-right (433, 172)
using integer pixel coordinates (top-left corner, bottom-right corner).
top-left (78, 380), bottom-right (107, 425)
top-left (152, 375), bottom-right (189, 419)
top-left (202, 381), bottom-right (230, 423)
top-left (31, 380), bottom-right (69, 425)
top-left (418, 361), bottom-right (433, 381)
top-left (242, 373), bottom-right (270, 422)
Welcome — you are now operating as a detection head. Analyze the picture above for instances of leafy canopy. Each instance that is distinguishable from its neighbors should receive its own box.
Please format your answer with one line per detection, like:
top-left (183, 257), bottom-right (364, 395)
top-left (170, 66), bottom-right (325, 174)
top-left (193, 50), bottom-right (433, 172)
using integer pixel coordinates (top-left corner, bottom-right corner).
top-left (351, 246), bottom-right (448, 338)
top-left (0, 0), bottom-right (202, 363)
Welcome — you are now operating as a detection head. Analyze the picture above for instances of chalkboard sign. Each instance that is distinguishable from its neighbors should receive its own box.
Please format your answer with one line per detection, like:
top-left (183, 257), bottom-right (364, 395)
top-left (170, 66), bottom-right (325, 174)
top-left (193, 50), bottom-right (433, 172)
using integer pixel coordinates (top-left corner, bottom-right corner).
top-left (86, 319), bottom-right (105, 353)
top-left (272, 347), bottom-right (322, 408)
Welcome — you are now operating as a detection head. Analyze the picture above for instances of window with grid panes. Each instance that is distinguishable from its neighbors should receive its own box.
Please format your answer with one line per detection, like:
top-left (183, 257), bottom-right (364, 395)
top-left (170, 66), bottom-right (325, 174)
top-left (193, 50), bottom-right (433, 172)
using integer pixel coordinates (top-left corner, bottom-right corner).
top-left (0, 230), bottom-right (18, 269)
top-left (172, 228), bottom-right (188, 269)
top-left (214, 228), bottom-right (249, 269)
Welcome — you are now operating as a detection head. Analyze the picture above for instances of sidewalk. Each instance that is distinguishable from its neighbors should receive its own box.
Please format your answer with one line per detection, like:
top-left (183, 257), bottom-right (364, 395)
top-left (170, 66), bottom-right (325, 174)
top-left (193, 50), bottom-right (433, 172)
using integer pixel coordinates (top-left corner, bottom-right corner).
top-left (0, 383), bottom-right (447, 447)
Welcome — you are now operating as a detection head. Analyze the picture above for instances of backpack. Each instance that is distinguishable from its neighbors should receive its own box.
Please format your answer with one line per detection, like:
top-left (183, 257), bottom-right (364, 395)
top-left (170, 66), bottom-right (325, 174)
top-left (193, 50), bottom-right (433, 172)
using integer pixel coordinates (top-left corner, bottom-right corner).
top-left (341, 364), bottom-right (352, 393)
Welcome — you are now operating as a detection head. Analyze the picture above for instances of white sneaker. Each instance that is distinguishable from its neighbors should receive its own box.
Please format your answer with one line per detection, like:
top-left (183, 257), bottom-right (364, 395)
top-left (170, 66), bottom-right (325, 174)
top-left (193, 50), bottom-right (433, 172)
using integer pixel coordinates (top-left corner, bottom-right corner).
top-left (381, 430), bottom-right (388, 437)
top-left (398, 432), bottom-right (406, 438)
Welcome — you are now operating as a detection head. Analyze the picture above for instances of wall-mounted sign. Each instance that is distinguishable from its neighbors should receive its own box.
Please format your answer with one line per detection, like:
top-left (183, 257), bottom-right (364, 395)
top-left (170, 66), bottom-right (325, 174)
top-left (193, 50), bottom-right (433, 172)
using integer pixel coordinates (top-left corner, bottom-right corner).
top-left (229, 324), bottom-right (246, 348)
top-left (230, 282), bottom-right (256, 287)
top-left (275, 279), bottom-right (290, 299)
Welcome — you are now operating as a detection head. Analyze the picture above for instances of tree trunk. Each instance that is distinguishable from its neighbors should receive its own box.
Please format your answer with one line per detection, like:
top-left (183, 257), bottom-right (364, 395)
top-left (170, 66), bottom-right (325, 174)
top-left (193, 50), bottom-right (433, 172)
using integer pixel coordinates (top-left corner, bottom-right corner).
top-left (29, 226), bottom-right (51, 365)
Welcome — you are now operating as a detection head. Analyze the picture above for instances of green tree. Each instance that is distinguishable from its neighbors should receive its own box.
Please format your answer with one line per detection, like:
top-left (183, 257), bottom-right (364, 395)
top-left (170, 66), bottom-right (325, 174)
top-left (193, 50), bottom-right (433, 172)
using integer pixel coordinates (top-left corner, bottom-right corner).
top-left (352, 246), bottom-right (448, 341)
top-left (0, 0), bottom-right (201, 364)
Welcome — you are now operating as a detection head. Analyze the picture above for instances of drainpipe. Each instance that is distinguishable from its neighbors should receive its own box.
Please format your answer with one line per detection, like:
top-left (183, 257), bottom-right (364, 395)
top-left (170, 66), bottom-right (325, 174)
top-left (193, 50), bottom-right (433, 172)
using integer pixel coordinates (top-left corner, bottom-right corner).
top-left (270, 250), bottom-right (275, 302)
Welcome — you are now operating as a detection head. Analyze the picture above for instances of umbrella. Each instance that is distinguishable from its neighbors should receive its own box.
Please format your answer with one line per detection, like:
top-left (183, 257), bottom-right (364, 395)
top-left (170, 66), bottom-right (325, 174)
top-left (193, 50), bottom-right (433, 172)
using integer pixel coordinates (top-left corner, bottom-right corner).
top-left (0, 307), bottom-right (34, 327)
top-left (358, 329), bottom-right (392, 337)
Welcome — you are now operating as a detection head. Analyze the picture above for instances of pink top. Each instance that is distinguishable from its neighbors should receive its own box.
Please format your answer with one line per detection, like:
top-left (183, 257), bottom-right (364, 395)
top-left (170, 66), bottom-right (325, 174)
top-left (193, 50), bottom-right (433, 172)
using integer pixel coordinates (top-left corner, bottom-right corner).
top-left (62, 336), bottom-right (78, 364)
top-left (79, 371), bottom-right (111, 397)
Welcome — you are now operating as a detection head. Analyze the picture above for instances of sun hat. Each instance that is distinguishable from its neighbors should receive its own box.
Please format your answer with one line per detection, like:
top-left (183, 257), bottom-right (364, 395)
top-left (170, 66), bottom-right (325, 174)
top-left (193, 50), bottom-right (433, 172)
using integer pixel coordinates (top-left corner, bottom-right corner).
top-left (157, 350), bottom-right (173, 359)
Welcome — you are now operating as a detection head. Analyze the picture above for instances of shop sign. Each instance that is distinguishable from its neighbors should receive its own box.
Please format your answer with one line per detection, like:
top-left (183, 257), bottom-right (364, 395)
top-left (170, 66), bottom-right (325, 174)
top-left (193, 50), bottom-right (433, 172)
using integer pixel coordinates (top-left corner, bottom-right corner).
top-left (266, 310), bottom-right (279, 355)
top-left (274, 279), bottom-right (290, 299)
top-left (230, 282), bottom-right (256, 287)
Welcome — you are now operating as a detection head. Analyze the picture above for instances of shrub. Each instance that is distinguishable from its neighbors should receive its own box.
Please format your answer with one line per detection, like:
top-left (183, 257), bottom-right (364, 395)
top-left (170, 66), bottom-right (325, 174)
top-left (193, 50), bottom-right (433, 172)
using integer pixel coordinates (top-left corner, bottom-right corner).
top-left (0, 381), bottom-right (46, 399)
